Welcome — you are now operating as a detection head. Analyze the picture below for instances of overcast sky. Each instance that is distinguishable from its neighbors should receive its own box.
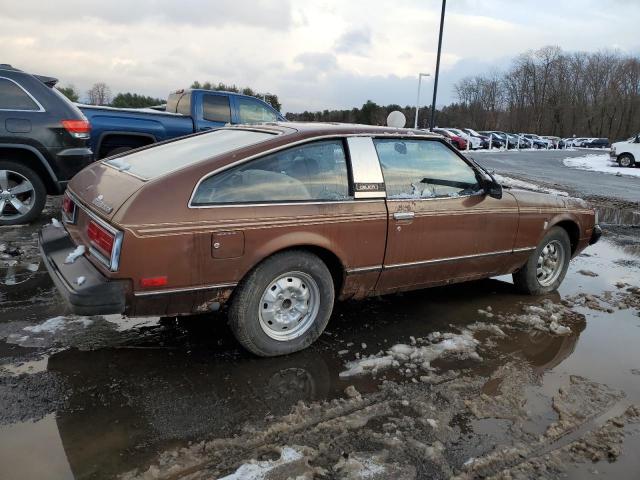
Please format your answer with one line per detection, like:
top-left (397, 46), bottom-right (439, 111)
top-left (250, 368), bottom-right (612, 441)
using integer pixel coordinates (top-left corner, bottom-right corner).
top-left (1, 0), bottom-right (638, 113)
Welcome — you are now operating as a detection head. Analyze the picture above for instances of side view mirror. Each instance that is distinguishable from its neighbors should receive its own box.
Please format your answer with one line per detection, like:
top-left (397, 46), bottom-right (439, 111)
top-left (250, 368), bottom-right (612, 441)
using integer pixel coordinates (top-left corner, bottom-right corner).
top-left (483, 178), bottom-right (502, 199)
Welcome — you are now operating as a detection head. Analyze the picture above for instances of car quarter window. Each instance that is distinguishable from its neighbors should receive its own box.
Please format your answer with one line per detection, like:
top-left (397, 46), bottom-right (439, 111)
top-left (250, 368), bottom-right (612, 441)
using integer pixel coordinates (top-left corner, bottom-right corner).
top-left (192, 140), bottom-right (351, 205)
top-left (0, 78), bottom-right (39, 111)
top-left (373, 139), bottom-right (481, 199)
top-left (237, 97), bottom-right (278, 123)
top-left (203, 95), bottom-right (231, 123)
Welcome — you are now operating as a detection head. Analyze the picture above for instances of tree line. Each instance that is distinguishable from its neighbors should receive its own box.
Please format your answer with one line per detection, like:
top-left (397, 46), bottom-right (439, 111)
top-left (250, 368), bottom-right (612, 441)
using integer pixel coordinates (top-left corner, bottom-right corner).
top-left (450, 46), bottom-right (640, 139)
top-left (288, 46), bottom-right (640, 140)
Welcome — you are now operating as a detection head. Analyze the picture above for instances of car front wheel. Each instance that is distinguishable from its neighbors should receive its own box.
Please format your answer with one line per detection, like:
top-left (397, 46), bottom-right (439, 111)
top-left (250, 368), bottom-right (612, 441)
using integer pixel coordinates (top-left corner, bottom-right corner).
top-left (0, 161), bottom-right (47, 226)
top-left (513, 227), bottom-right (571, 295)
top-left (618, 154), bottom-right (635, 168)
top-left (228, 250), bottom-right (335, 357)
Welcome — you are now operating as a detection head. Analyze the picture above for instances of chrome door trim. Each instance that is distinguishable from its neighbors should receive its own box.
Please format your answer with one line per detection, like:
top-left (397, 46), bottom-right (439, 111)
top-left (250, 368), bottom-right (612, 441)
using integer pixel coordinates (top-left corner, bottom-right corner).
top-left (134, 282), bottom-right (237, 297)
top-left (345, 265), bottom-right (383, 274)
top-left (384, 247), bottom-right (535, 270)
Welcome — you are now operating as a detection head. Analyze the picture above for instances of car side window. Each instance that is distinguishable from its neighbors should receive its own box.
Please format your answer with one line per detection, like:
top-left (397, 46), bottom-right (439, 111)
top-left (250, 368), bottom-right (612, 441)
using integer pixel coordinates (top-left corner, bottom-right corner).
top-left (192, 140), bottom-right (351, 205)
top-left (203, 95), bottom-right (231, 123)
top-left (0, 78), bottom-right (39, 111)
top-left (374, 139), bottom-right (480, 199)
top-left (237, 97), bottom-right (278, 123)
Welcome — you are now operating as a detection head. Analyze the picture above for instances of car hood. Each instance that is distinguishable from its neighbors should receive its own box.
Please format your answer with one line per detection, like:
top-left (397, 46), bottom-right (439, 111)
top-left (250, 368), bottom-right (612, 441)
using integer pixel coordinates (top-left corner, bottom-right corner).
top-left (506, 188), bottom-right (588, 210)
top-left (67, 161), bottom-right (145, 223)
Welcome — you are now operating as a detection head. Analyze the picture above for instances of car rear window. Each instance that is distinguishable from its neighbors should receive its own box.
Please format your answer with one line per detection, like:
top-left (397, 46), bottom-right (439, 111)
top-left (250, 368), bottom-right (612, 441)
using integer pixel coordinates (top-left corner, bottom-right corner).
top-left (104, 129), bottom-right (275, 180)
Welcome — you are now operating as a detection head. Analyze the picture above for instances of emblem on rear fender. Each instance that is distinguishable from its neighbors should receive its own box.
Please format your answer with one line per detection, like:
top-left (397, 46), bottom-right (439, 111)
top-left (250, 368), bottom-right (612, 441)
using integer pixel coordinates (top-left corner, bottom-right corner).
top-left (92, 195), bottom-right (113, 214)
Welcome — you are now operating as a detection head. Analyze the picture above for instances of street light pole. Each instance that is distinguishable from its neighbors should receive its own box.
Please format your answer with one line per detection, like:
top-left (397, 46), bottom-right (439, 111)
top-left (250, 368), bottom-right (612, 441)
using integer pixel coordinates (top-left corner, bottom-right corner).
top-left (429, 0), bottom-right (447, 131)
top-left (414, 73), bottom-right (430, 129)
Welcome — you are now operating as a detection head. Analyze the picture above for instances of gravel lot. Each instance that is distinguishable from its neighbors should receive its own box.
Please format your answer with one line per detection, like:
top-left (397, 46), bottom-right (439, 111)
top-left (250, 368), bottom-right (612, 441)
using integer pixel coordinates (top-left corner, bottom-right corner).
top-left (0, 152), bottom-right (638, 479)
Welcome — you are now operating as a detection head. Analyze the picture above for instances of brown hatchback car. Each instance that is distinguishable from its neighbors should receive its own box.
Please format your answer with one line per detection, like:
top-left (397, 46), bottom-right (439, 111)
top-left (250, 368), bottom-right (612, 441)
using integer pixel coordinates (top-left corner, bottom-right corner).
top-left (40, 123), bottom-right (601, 356)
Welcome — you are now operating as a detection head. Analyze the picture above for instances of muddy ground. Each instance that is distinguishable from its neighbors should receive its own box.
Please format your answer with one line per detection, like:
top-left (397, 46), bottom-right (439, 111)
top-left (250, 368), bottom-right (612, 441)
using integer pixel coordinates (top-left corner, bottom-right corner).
top-left (1, 190), bottom-right (639, 479)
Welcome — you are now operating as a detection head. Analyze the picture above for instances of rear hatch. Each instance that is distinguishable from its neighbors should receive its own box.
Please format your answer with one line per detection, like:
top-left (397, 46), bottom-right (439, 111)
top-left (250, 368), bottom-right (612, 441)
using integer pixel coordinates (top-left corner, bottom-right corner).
top-left (67, 160), bottom-right (144, 222)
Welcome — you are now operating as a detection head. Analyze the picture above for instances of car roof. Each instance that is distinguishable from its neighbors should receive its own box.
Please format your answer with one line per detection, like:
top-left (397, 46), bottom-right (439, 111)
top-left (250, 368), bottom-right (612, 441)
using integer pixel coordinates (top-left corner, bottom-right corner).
top-left (226, 121), bottom-right (441, 138)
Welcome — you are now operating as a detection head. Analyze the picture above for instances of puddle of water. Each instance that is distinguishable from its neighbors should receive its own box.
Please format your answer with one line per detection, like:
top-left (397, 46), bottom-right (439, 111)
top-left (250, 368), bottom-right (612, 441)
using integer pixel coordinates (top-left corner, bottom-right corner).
top-left (0, 229), bottom-right (638, 478)
top-left (0, 414), bottom-right (73, 479)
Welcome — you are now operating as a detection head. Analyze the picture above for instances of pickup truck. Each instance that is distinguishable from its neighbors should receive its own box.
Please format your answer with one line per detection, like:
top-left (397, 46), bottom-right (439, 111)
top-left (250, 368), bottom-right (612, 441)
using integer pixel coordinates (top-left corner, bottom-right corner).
top-left (79, 89), bottom-right (286, 159)
top-left (611, 133), bottom-right (640, 167)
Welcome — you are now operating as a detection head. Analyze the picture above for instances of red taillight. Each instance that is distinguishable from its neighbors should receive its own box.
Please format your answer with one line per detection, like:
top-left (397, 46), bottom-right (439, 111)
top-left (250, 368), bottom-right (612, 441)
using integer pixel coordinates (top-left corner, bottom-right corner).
top-left (62, 194), bottom-right (76, 223)
top-left (61, 120), bottom-right (91, 139)
top-left (87, 220), bottom-right (115, 257)
top-left (140, 276), bottom-right (168, 288)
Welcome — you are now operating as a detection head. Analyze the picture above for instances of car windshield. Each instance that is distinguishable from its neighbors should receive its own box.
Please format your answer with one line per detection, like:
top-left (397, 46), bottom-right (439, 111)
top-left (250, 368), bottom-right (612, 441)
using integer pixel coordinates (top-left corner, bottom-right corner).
top-left (104, 129), bottom-right (276, 180)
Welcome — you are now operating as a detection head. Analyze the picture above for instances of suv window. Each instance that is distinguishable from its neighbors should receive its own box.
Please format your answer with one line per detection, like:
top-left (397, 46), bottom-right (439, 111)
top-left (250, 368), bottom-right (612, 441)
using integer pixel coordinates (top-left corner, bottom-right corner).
top-left (374, 139), bottom-right (480, 199)
top-left (0, 78), bottom-right (39, 111)
top-left (176, 93), bottom-right (191, 116)
top-left (192, 140), bottom-right (350, 204)
top-left (203, 95), bottom-right (231, 123)
top-left (237, 97), bottom-right (277, 123)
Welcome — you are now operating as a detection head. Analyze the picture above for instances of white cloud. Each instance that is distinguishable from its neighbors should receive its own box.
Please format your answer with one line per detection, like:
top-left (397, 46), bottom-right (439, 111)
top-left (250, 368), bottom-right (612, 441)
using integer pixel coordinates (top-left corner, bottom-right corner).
top-left (0, 0), bottom-right (638, 112)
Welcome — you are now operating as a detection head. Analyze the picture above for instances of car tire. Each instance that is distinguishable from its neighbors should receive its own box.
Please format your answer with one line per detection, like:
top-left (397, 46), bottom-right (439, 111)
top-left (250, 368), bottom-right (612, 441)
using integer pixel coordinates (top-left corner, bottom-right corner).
top-left (617, 154), bottom-right (635, 168)
top-left (228, 250), bottom-right (335, 357)
top-left (512, 227), bottom-right (571, 295)
top-left (0, 161), bottom-right (47, 226)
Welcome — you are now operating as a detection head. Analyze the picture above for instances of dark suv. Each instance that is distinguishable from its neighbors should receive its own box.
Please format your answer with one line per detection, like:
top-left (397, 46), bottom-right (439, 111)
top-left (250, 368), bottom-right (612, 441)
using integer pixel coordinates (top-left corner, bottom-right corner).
top-left (0, 65), bottom-right (93, 225)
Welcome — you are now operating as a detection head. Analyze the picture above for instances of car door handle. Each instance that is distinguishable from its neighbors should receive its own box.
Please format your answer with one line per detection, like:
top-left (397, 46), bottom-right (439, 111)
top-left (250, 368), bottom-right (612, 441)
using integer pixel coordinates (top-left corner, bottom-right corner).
top-left (393, 212), bottom-right (415, 220)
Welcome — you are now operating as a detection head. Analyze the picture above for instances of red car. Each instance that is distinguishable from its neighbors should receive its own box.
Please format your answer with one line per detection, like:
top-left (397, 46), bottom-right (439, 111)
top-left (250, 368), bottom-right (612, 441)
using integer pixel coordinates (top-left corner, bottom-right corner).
top-left (432, 128), bottom-right (467, 150)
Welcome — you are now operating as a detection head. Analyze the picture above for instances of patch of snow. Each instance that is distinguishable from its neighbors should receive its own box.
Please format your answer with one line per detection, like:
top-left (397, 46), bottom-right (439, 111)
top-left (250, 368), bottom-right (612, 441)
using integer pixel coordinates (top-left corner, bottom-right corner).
top-left (219, 446), bottom-right (303, 480)
top-left (51, 218), bottom-right (63, 228)
top-left (493, 173), bottom-right (568, 196)
top-left (75, 276), bottom-right (86, 286)
top-left (23, 316), bottom-right (93, 333)
top-left (64, 245), bottom-right (86, 264)
top-left (106, 157), bottom-right (131, 171)
top-left (339, 330), bottom-right (480, 378)
top-left (26, 263), bottom-right (39, 272)
top-left (549, 321), bottom-right (571, 335)
top-left (563, 154), bottom-right (640, 178)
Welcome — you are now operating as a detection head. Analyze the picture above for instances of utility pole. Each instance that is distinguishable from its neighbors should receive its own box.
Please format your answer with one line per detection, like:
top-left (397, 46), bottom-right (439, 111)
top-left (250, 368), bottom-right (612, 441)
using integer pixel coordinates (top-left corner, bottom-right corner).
top-left (414, 73), bottom-right (430, 129)
top-left (429, 0), bottom-right (446, 131)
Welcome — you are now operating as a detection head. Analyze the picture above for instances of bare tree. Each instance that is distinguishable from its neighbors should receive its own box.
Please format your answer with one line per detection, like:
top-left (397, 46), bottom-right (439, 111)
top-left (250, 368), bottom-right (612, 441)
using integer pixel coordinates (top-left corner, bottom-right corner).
top-left (87, 82), bottom-right (112, 105)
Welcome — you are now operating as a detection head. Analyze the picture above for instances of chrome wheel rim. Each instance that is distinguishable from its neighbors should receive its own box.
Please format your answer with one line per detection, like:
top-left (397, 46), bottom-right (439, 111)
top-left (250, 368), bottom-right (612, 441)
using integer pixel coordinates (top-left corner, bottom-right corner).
top-left (536, 240), bottom-right (565, 287)
top-left (619, 156), bottom-right (631, 167)
top-left (0, 170), bottom-right (35, 221)
top-left (259, 271), bottom-right (320, 341)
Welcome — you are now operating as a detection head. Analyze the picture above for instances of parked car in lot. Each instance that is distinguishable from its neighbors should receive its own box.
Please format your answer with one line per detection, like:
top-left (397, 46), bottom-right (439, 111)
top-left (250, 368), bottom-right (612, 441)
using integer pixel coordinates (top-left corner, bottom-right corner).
top-left (542, 136), bottom-right (560, 148)
top-left (611, 133), bottom-right (640, 167)
top-left (432, 128), bottom-right (467, 150)
top-left (442, 128), bottom-right (482, 149)
top-left (480, 131), bottom-right (516, 149)
top-left (461, 128), bottom-right (501, 149)
top-left (520, 133), bottom-right (551, 149)
top-left (79, 89), bottom-right (286, 159)
top-left (583, 138), bottom-right (610, 149)
top-left (0, 65), bottom-right (93, 225)
top-left (40, 122), bottom-right (601, 356)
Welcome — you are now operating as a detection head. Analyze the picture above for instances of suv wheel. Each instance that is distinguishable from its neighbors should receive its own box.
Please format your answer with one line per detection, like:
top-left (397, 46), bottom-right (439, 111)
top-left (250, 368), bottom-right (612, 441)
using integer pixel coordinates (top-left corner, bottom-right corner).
top-left (618, 154), bottom-right (635, 168)
top-left (228, 250), bottom-right (335, 357)
top-left (0, 161), bottom-right (46, 225)
top-left (513, 227), bottom-right (571, 295)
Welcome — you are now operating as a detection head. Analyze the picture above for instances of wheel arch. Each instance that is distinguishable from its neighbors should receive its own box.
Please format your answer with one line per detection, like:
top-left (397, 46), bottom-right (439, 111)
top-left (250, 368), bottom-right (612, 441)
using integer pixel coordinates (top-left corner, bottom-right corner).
top-left (96, 132), bottom-right (156, 159)
top-left (550, 218), bottom-right (580, 255)
top-left (240, 242), bottom-right (347, 299)
top-left (0, 144), bottom-right (59, 194)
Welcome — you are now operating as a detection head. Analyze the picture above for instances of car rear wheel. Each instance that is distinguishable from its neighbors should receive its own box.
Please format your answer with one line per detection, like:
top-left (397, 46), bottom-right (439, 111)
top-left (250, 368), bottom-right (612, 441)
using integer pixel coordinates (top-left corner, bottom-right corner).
top-left (0, 161), bottom-right (46, 226)
top-left (228, 250), bottom-right (335, 357)
top-left (618, 154), bottom-right (635, 168)
top-left (513, 227), bottom-right (571, 295)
